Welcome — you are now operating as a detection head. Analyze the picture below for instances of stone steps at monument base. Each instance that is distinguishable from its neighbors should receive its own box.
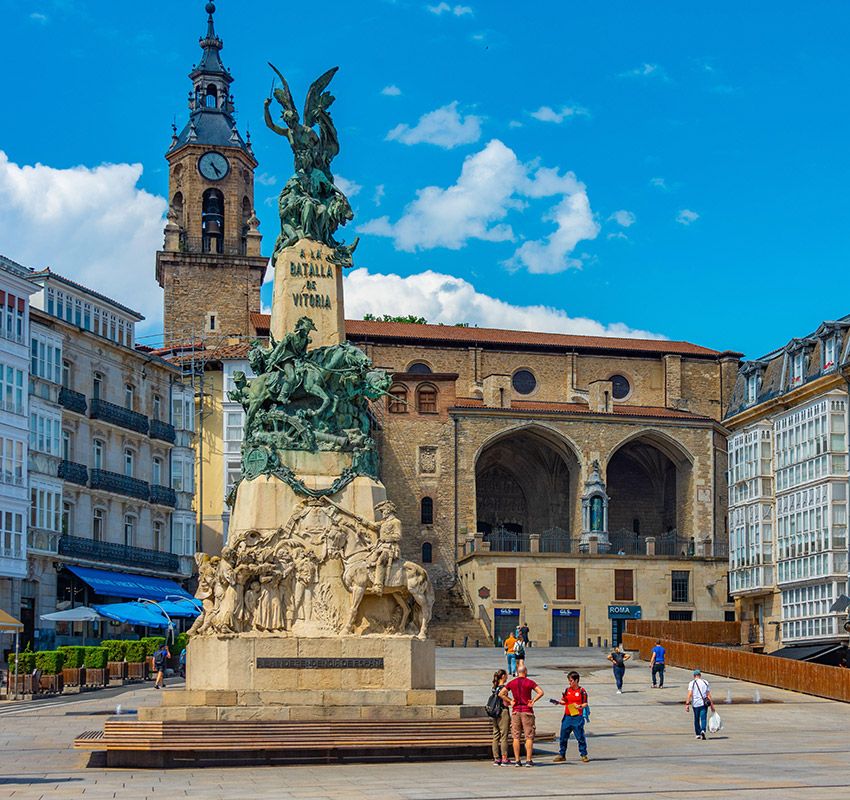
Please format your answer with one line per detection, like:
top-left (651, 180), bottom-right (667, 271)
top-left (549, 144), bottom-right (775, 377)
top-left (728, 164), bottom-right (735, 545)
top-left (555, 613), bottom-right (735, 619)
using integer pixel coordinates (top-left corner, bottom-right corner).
top-left (428, 619), bottom-right (492, 648)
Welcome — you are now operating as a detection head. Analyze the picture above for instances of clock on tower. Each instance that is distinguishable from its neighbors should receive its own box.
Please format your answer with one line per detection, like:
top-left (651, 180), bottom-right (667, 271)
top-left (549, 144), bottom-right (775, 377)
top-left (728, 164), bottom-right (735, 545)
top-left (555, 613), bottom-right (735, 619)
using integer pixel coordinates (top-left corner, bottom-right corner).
top-left (155, 2), bottom-right (267, 347)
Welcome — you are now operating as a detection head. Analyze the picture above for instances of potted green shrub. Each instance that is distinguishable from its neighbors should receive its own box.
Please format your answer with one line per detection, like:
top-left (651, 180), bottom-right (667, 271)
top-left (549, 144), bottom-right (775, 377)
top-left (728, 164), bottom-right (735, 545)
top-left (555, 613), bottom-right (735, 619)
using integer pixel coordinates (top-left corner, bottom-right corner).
top-left (83, 646), bottom-right (109, 687)
top-left (100, 639), bottom-right (128, 684)
top-left (57, 646), bottom-right (86, 692)
top-left (124, 640), bottom-right (148, 681)
top-left (34, 650), bottom-right (65, 694)
top-left (10, 647), bottom-right (36, 696)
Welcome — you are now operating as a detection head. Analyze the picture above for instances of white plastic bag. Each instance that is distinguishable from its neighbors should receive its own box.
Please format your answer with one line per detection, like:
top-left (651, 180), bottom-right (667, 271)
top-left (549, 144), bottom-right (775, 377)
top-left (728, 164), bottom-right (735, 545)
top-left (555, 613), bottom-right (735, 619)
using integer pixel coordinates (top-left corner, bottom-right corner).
top-left (707, 710), bottom-right (723, 733)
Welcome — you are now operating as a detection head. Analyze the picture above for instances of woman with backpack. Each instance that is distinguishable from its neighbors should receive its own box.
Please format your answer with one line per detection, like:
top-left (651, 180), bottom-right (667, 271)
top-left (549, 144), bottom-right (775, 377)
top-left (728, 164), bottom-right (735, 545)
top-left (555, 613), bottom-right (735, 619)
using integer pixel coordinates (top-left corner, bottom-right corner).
top-left (486, 669), bottom-right (511, 765)
top-left (513, 632), bottom-right (526, 672)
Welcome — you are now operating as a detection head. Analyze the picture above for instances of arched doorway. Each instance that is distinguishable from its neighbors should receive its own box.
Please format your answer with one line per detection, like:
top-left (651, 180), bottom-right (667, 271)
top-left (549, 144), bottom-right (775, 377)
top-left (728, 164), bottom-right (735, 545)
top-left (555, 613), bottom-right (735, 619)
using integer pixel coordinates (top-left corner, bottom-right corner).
top-left (475, 427), bottom-right (579, 551)
top-left (606, 433), bottom-right (692, 554)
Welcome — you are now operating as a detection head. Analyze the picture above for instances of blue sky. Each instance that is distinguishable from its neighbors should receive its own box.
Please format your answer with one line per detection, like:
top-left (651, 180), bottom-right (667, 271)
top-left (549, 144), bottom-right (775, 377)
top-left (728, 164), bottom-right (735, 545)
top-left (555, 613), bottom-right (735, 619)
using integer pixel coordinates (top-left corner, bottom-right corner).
top-left (2, 1), bottom-right (849, 357)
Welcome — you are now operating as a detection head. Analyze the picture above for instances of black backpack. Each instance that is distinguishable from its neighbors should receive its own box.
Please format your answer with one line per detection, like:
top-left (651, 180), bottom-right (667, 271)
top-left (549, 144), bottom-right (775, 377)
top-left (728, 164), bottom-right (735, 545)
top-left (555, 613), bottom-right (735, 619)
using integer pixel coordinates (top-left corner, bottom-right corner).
top-left (485, 687), bottom-right (503, 718)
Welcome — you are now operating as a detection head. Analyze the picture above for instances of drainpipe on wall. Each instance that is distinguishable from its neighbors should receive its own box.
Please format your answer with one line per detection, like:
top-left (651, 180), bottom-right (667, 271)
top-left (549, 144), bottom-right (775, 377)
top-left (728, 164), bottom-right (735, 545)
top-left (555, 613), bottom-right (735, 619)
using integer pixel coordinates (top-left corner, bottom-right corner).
top-left (453, 415), bottom-right (459, 583)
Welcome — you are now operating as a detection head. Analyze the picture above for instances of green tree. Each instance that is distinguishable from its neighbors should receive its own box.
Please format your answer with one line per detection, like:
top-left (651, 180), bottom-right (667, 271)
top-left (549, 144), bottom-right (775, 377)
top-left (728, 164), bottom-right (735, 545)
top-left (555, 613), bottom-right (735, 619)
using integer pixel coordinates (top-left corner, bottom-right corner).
top-left (362, 313), bottom-right (428, 325)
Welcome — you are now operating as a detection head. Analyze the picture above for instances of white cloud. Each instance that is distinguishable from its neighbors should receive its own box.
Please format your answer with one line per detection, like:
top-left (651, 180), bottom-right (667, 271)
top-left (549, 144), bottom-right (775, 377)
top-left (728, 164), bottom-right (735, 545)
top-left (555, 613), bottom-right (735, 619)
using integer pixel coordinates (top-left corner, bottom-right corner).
top-left (0, 151), bottom-right (166, 335)
top-left (256, 172), bottom-right (277, 186)
top-left (608, 209), bottom-right (636, 227)
top-left (373, 184), bottom-right (385, 206)
top-left (649, 176), bottom-right (668, 190)
top-left (427, 3), bottom-right (473, 16)
top-left (607, 231), bottom-right (629, 241)
top-left (619, 63), bottom-right (668, 80)
top-left (29, 12), bottom-right (48, 23)
top-left (381, 85), bottom-right (402, 97)
top-left (334, 175), bottom-right (361, 198)
top-left (676, 208), bottom-right (700, 225)
top-left (359, 139), bottom-right (599, 273)
top-left (386, 102), bottom-right (482, 149)
top-left (508, 120), bottom-right (523, 129)
top-left (529, 105), bottom-right (588, 124)
top-left (344, 268), bottom-right (663, 339)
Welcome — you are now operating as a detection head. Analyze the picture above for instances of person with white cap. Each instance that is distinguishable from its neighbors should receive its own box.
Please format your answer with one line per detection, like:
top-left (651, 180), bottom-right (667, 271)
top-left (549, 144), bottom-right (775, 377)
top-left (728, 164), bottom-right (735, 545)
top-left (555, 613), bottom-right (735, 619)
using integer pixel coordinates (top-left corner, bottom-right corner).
top-left (685, 668), bottom-right (714, 739)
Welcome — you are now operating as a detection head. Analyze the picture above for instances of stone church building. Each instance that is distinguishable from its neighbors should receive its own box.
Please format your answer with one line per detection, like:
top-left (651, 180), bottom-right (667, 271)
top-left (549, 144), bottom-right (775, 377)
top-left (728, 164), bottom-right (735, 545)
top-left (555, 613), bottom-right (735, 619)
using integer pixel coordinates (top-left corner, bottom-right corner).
top-left (154, 4), bottom-right (740, 647)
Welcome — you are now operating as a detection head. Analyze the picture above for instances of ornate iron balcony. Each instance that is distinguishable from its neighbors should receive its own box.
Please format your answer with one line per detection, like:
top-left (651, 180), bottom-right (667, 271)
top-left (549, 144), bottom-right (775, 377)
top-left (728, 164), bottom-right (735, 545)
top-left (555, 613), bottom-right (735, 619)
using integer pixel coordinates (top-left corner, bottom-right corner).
top-left (89, 469), bottom-right (150, 501)
top-left (89, 398), bottom-right (149, 435)
top-left (149, 418), bottom-right (176, 444)
top-left (59, 535), bottom-right (179, 573)
top-left (58, 387), bottom-right (87, 415)
top-left (149, 484), bottom-right (177, 507)
top-left (58, 460), bottom-right (88, 486)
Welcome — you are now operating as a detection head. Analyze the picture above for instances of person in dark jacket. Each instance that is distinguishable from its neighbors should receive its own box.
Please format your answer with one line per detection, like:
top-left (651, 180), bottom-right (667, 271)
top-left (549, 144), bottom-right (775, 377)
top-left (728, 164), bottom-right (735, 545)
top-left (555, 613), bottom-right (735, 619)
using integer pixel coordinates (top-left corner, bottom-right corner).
top-left (153, 644), bottom-right (170, 689)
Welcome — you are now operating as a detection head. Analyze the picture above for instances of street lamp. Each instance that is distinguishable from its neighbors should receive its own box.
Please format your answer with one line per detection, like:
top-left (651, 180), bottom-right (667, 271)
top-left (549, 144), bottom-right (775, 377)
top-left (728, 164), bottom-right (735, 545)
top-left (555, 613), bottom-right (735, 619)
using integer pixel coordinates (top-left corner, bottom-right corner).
top-left (136, 598), bottom-right (174, 645)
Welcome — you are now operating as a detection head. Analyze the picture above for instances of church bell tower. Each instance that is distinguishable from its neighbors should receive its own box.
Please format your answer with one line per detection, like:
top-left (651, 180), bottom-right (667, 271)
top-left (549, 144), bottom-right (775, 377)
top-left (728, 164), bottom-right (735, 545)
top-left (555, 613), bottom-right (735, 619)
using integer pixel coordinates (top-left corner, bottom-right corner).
top-left (156, 1), bottom-right (267, 346)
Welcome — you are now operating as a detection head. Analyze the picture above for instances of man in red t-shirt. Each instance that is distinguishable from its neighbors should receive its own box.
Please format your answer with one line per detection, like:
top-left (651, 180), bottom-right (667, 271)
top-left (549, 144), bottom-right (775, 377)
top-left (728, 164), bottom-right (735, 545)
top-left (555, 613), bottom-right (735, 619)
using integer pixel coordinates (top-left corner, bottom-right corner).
top-left (553, 670), bottom-right (589, 763)
top-left (499, 664), bottom-right (544, 767)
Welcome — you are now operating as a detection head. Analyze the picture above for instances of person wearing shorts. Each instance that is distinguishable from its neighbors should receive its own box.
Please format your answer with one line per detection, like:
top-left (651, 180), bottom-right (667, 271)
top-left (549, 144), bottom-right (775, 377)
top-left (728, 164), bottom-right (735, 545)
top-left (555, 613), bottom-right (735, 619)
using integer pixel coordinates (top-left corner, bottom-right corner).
top-left (499, 664), bottom-right (544, 767)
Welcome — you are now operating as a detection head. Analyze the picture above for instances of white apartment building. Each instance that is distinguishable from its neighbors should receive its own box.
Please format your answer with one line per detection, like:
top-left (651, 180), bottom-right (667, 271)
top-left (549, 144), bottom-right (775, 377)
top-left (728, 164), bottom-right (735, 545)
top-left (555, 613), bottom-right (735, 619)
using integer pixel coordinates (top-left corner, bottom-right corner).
top-left (726, 318), bottom-right (850, 659)
top-left (0, 256), bottom-right (37, 631)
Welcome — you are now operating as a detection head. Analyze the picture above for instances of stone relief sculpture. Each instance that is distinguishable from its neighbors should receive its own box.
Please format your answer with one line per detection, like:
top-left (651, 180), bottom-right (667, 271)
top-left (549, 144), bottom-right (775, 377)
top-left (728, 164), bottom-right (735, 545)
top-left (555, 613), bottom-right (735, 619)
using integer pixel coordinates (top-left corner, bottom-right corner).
top-left (190, 498), bottom-right (434, 639)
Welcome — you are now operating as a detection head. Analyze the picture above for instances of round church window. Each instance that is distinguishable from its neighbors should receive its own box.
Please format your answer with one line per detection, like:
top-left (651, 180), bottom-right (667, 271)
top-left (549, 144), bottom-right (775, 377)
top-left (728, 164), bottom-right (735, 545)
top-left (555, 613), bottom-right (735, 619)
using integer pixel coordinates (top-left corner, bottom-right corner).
top-left (512, 369), bottom-right (537, 395)
top-left (610, 374), bottom-right (631, 400)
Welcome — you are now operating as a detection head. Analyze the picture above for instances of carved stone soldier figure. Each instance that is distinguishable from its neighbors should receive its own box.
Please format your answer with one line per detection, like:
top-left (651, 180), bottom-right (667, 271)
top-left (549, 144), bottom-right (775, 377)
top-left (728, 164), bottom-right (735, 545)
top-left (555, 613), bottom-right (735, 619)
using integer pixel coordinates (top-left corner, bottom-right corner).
top-left (363, 500), bottom-right (402, 594)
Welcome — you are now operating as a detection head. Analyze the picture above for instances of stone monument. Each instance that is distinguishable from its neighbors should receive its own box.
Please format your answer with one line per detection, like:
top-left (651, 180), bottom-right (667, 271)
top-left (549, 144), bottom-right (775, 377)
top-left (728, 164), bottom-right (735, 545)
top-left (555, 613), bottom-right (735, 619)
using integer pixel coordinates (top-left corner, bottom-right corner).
top-left (143, 66), bottom-right (473, 726)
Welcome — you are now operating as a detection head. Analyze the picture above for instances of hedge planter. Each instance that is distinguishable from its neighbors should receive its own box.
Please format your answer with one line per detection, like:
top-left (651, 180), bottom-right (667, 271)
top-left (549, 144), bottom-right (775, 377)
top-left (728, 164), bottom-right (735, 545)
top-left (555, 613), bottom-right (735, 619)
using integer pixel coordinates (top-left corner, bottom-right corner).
top-left (108, 661), bottom-right (127, 685)
top-left (126, 661), bottom-right (148, 681)
top-left (83, 668), bottom-right (107, 688)
top-left (11, 674), bottom-right (36, 696)
top-left (62, 667), bottom-right (85, 692)
top-left (38, 673), bottom-right (64, 695)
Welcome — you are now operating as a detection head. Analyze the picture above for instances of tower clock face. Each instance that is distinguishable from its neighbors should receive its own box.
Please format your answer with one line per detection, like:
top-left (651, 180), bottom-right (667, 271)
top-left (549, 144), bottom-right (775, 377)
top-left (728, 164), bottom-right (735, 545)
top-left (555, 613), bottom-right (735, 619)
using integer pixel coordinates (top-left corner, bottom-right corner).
top-left (198, 151), bottom-right (230, 181)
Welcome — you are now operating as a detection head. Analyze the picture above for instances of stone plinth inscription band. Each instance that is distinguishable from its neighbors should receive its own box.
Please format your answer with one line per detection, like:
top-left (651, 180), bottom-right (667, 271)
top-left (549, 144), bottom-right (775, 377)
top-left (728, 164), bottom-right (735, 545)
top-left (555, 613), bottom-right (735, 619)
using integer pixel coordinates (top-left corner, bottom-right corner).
top-left (256, 657), bottom-right (385, 670)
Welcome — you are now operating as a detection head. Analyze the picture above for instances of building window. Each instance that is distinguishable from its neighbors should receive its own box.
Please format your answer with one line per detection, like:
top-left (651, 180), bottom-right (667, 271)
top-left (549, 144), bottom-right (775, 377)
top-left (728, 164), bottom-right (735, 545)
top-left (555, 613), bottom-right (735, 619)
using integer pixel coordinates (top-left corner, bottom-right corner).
top-left (669, 610), bottom-right (693, 621)
top-left (172, 393), bottom-right (195, 432)
top-left (0, 363), bottom-right (25, 415)
top-left (31, 334), bottom-right (62, 383)
top-left (1, 292), bottom-right (26, 344)
top-left (512, 369), bottom-right (536, 395)
top-left (388, 384), bottom-right (408, 413)
top-left (92, 373), bottom-right (103, 400)
top-left (496, 567), bottom-right (517, 600)
top-left (123, 514), bottom-right (136, 547)
top-left (202, 188), bottom-right (225, 254)
top-left (407, 362), bottom-right (432, 374)
top-left (610, 374), bottom-right (631, 400)
top-left (173, 456), bottom-right (193, 493)
top-left (153, 521), bottom-right (163, 552)
top-left (614, 569), bottom-right (634, 602)
top-left (152, 394), bottom-right (162, 421)
top-left (671, 570), bottom-right (690, 603)
top-left (420, 497), bottom-right (434, 525)
top-left (421, 541), bottom-right (433, 563)
top-left (224, 410), bottom-right (243, 452)
top-left (0, 438), bottom-right (24, 486)
top-left (29, 410), bottom-right (61, 455)
top-left (0, 511), bottom-right (25, 559)
top-left (62, 430), bottom-right (72, 462)
top-left (61, 360), bottom-right (71, 389)
top-left (124, 448), bottom-right (134, 478)
top-left (791, 352), bottom-right (805, 385)
top-left (746, 373), bottom-right (759, 404)
top-left (30, 484), bottom-right (61, 532)
top-left (152, 456), bottom-right (162, 486)
top-left (556, 567), bottom-right (576, 600)
top-left (61, 501), bottom-right (73, 535)
top-left (416, 384), bottom-right (438, 414)
top-left (124, 383), bottom-right (135, 410)
top-left (92, 439), bottom-right (104, 470)
top-left (823, 337), bottom-right (836, 370)
top-left (93, 508), bottom-right (104, 542)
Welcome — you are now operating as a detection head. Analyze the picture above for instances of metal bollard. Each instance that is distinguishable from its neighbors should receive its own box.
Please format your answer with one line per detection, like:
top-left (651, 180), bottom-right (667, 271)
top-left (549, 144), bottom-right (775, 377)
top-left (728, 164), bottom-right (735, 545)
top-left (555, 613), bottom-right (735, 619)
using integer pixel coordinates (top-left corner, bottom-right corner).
top-left (597, 636), bottom-right (601, 648)
top-left (450, 639), bottom-right (455, 647)
top-left (463, 635), bottom-right (468, 648)
top-left (475, 640), bottom-right (479, 647)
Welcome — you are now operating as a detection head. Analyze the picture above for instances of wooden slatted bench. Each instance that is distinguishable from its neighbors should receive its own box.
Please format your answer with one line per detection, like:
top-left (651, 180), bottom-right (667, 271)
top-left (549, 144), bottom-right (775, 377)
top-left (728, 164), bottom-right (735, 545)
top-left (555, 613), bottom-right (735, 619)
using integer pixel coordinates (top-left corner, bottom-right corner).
top-left (75, 718), bottom-right (509, 767)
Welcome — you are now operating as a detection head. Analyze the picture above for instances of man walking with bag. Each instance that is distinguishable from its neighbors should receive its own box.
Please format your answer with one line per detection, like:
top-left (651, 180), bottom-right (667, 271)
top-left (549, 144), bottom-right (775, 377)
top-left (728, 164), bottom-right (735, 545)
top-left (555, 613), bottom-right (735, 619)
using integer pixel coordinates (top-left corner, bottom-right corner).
top-left (552, 671), bottom-right (589, 763)
top-left (685, 668), bottom-right (715, 739)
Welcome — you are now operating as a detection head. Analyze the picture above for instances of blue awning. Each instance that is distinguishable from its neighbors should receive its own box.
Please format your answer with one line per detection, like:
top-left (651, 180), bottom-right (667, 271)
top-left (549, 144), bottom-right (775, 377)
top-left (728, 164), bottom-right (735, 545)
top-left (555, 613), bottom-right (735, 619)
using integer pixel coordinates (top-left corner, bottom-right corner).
top-left (158, 599), bottom-right (201, 618)
top-left (94, 602), bottom-right (172, 628)
top-left (67, 565), bottom-right (192, 602)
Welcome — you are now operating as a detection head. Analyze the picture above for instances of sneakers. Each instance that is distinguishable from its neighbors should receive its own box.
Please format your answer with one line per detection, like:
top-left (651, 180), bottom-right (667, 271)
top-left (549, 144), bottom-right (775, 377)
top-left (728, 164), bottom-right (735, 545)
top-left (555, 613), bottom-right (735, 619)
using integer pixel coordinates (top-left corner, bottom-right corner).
top-left (695, 734), bottom-right (702, 740)
top-left (700, 732), bottom-right (706, 740)
top-left (493, 760), bottom-right (501, 766)
top-left (553, 755), bottom-right (566, 763)
top-left (525, 761), bottom-right (535, 767)
top-left (616, 689), bottom-right (622, 694)
top-left (500, 757), bottom-right (510, 766)
top-left (581, 756), bottom-right (589, 763)
top-left (514, 760), bottom-right (523, 767)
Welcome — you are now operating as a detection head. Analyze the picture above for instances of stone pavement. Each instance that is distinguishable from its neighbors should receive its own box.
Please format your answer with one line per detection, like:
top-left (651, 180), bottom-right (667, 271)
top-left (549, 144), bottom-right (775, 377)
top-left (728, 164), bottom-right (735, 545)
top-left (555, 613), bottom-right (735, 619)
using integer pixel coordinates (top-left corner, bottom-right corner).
top-left (0, 646), bottom-right (847, 799)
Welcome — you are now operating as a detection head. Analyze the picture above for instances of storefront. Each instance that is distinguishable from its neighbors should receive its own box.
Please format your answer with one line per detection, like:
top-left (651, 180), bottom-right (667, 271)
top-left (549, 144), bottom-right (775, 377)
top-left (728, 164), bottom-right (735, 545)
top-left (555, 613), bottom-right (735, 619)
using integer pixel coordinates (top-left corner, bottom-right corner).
top-left (608, 605), bottom-right (642, 647)
top-left (551, 608), bottom-right (580, 647)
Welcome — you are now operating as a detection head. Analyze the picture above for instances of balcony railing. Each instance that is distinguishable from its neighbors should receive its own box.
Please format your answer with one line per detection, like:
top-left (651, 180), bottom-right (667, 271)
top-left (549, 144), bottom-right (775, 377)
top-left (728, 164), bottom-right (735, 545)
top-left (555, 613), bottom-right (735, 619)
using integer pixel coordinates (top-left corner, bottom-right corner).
top-left (59, 535), bottom-right (179, 573)
top-left (58, 460), bottom-right (88, 486)
top-left (149, 484), bottom-right (177, 507)
top-left (149, 419), bottom-right (176, 444)
top-left (28, 529), bottom-right (61, 555)
top-left (89, 398), bottom-right (149, 435)
top-left (58, 387), bottom-right (87, 415)
top-left (89, 469), bottom-right (150, 501)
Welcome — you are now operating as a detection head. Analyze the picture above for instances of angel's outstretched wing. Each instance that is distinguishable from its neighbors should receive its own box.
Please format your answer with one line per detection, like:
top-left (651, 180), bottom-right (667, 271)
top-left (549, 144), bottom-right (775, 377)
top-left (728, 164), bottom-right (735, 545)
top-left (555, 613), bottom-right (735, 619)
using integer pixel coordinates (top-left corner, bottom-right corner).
top-left (303, 66), bottom-right (339, 126)
top-left (268, 62), bottom-right (298, 121)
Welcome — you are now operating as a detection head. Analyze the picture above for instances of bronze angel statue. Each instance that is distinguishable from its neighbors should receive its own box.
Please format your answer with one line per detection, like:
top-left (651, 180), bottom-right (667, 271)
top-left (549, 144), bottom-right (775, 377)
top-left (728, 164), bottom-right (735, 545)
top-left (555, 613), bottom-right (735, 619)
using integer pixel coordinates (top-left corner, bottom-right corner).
top-left (264, 65), bottom-right (358, 266)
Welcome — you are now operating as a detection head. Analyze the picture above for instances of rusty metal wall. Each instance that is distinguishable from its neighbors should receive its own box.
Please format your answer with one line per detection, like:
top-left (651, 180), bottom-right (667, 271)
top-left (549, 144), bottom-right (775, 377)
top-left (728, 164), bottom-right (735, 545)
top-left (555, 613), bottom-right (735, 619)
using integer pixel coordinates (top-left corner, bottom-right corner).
top-left (626, 620), bottom-right (743, 644)
top-left (623, 633), bottom-right (850, 703)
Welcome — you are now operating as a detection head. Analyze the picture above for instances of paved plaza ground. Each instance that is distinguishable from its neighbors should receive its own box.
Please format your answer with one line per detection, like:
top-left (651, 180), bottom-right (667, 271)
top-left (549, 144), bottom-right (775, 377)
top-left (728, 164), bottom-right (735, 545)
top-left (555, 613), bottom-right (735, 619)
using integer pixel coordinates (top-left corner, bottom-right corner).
top-left (0, 646), bottom-right (847, 799)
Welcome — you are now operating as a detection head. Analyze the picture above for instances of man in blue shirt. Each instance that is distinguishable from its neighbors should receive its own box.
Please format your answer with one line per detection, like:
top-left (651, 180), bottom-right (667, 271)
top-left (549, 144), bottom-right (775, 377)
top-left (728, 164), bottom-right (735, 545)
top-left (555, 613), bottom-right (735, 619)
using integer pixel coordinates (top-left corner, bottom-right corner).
top-left (650, 640), bottom-right (666, 688)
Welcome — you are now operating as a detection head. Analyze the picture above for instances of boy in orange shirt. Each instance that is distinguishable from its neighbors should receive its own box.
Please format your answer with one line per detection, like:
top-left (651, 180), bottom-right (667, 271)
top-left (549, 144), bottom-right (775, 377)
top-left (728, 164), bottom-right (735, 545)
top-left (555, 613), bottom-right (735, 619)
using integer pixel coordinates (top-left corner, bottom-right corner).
top-left (552, 671), bottom-right (589, 763)
top-left (504, 632), bottom-right (518, 676)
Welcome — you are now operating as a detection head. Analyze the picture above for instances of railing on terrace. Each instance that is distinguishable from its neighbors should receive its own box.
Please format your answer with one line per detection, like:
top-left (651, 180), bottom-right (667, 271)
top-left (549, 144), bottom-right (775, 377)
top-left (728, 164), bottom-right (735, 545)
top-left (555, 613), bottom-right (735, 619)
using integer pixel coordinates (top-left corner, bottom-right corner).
top-left (58, 534), bottom-right (179, 573)
top-left (58, 459), bottom-right (88, 486)
top-left (89, 469), bottom-right (149, 501)
top-left (149, 484), bottom-right (177, 507)
top-left (89, 398), bottom-right (149, 435)
top-left (149, 419), bottom-right (176, 444)
top-left (58, 387), bottom-right (87, 415)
